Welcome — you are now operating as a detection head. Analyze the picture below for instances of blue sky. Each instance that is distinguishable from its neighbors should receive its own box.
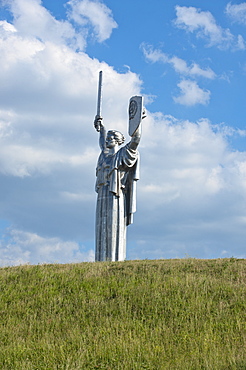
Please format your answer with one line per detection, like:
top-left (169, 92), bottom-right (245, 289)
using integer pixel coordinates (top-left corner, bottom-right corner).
top-left (0, 0), bottom-right (245, 265)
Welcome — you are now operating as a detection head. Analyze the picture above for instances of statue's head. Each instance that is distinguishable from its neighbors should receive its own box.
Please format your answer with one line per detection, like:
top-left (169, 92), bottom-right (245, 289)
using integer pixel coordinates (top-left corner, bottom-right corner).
top-left (106, 130), bottom-right (125, 148)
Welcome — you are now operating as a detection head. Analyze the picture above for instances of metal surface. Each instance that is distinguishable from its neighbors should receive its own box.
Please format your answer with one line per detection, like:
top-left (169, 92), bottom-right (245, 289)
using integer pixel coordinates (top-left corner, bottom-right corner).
top-left (128, 96), bottom-right (143, 137)
top-left (94, 95), bottom-right (143, 261)
top-left (97, 71), bottom-right (103, 118)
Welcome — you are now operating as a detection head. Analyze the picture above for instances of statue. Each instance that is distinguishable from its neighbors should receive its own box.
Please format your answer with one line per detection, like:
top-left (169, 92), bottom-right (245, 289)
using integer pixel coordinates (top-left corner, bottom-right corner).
top-left (94, 72), bottom-right (145, 261)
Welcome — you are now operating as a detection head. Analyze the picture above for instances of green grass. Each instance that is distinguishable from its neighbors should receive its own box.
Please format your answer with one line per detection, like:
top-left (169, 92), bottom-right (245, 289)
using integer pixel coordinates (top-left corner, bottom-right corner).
top-left (0, 258), bottom-right (245, 369)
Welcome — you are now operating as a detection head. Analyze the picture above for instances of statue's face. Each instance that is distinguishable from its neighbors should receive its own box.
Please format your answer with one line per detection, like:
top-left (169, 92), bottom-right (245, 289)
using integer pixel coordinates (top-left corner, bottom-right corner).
top-left (106, 133), bottom-right (118, 148)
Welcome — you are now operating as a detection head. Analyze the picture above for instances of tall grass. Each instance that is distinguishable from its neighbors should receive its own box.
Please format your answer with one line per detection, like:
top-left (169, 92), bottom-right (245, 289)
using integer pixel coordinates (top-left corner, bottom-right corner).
top-left (0, 258), bottom-right (245, 369)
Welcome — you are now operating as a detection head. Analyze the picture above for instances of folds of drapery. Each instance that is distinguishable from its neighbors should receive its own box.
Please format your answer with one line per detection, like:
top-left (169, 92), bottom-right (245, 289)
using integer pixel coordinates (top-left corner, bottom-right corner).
top-left (95, 142), bottom-right (139, 261)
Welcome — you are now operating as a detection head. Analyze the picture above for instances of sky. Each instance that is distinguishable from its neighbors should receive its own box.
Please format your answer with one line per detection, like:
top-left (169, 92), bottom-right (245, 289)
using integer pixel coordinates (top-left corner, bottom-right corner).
top-left (0, 0), bottom-right (245, 266)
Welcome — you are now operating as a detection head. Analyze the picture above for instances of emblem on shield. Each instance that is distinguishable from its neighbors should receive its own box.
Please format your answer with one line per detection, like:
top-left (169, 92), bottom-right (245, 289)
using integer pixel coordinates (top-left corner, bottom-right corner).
top-left (128, 96), bottom-right (143, 136)
top-left (129, 100), bottom-right (138, 120)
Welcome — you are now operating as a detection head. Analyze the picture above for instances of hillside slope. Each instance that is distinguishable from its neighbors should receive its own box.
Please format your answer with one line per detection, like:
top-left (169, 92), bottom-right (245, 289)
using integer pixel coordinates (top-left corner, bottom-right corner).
top-left (0, 258), bottom-right (245, 369)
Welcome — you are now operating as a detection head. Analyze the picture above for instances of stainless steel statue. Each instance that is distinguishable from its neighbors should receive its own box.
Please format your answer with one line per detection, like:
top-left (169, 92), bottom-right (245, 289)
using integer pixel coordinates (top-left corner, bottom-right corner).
top-left (94, 71), bottom-right (144, 261)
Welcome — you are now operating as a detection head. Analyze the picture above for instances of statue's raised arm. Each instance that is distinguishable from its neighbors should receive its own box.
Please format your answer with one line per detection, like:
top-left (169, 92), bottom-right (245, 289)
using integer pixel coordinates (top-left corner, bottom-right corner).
top-left (94, 115), bottom-right (106, 151)
top-left (128, 123), bottom-right (142, 151)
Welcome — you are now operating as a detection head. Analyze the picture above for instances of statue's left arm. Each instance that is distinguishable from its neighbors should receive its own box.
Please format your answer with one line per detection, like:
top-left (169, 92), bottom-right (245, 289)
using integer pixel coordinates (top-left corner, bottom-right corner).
top-left (128, 124), bottom-right (141, 151)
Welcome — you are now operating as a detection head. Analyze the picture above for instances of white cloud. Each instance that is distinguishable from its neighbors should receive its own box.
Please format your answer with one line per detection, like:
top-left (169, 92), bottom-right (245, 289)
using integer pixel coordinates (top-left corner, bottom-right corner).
top-left (3, 0), bottom-right (85, 50)
top-left (0, 20), bottom-right (44, 69)
top-left (141, 43), bottom-right (216, 79)
top-left (170, 57), bottom-right (216, 78)
top-left (173, 79), bottom-right (211, 106)
top-left (2, 0), bottom-right (118, 51)
top-left (128, 114), bottom-right (246, 260)
top-left (225, 2), bottom-right (246, 24)
top-left (141, 44), bottom-right (168, 63)
top-left (237, 34), bottom-right (246, 49)
top-left (0, 20), bottom-right (17, 33)
top-left (0, 228), bottom-right (94, 266)
top-left (174, 5), bottom-right (245, 50)
top-left (67, 0), bottom-right (118, 43)
top-left (205, 166), bottom-right (225, 193)
top-left (141, 43), bottom-right (214, 107)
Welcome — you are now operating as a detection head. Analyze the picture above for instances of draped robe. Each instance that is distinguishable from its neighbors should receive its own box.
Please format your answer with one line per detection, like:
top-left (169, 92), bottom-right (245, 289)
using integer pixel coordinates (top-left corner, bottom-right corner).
top-left (95, 142), bottom-right (139, 261)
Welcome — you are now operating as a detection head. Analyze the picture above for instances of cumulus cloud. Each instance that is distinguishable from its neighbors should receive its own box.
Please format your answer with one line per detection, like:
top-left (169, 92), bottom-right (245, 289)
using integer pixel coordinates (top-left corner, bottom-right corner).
top-left (173, 80), bottom-right (211, 106)
top-left (141, 43), bottom-right (216, 79)
top-left (2, 0), bottom-right (85, 50)
top-left (237, 34), bottom-right (246, 49)
top-left (67, 0), bottom-right (118, 43)
top-left (2, 0), bottom-right (118, 50)
top-left (0, 228), bottom-right (94, 266)
top-left (225, 2), bottom-right (246, 24)
top-left (141, 44), bottom-right (214, 107)
top-left (128, 115), bottom-right (246, 260)
top-left (174, 5), bottom-right (245, 50)
top-left (141, 44), bottom-right (168, 64)
top-left (169, 56), bottom-right (216, 79)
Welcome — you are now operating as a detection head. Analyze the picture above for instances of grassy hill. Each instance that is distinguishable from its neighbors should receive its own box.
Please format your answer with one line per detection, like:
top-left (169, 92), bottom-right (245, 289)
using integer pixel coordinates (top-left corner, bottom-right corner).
top-left (0, 258), bottom-right (245, 369)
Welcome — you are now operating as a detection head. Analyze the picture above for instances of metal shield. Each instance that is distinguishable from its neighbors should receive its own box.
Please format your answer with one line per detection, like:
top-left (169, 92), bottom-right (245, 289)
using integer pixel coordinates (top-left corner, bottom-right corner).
top-left (128, 96), bottom-right (143, 136)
